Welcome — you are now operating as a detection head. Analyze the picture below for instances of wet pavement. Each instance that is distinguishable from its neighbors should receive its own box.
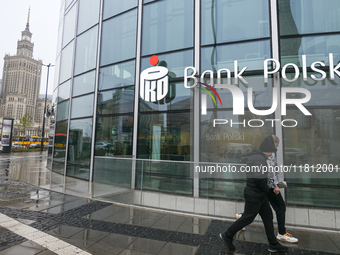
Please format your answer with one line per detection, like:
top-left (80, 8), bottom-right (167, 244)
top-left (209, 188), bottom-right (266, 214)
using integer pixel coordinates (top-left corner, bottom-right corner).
top-left (0, 151), bottom-right (338, 254)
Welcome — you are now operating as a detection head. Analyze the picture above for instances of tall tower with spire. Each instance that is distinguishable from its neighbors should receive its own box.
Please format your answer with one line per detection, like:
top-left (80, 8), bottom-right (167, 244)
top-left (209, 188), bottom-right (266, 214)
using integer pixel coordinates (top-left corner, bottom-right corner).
top-left (17, 7), bottom-right (34, 58)
top-left (0, 8), bottom-right (49, 137)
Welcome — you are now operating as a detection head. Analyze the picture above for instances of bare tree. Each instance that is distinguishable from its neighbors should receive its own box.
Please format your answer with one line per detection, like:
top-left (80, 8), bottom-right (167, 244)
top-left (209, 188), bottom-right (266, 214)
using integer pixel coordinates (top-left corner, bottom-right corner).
top-left (16, 112), bottom-right (33, 136)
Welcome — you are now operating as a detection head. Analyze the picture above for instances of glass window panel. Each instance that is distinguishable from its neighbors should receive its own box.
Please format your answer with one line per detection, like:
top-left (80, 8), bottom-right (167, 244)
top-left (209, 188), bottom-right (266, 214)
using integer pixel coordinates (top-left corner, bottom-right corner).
top-left (283, 108), bottom-right (340, 208)
top-left (200, 179), bottom-right (245, 200)
top-left (100, 10), bottom-right (137, 66)
top-left (141, 50), bottom-right (193, 78)
top-left (56, 100), bottom-right (69, 121)
top-left (66, 118), bottom-right (93, 180)
top-left (286, 184), bottom-right (340, 208)
top-left (94, 115), bottom-right (134, 156)
top-left (200, 110), bottom-right (274, 163)
top-left (59, 41), bottom-right (75, 84)
top-left (62, 4), bottom-right (77, 47)
top-left (97, 87), bottom-right (134, 115)
top-left (201, 0), bottom-right (270, 45)
top-left (58, 80), bottom-right (71, 102)
top-left (77, 0), bottom-right (100, 34)
top-left (142, 0), bottom-right (194, 55)
top-left (74, 26), bottom-right (98, 75)
top-left (73, 71), bottom-right (96, 97)
top-left (52, 121), bottom-right (68, 174)
top-left (280, 35), bottom-right (340, 67)
top-left (135, 160), bottom-right (192, 195)
top-left (71, 94), bottom-right (94, 118)
top-left (65, 0), bottom-right (74, 9)
top-left (54, 54), bottom-right (60, 90)
top-left (137, 112), bottom-right (192, 161)
top-left (103, 0), bottom-right (137, 20)
top-left (281, 74), bottom-right (340, 107)
top-left (279, 0), bottom-right (340, 36)
top-left (99, 61), bottom-right (135, 90)
top-left (283, 108), bottom-right (340, 166)
top-left (52, 88), bottom-right (58, 106)
top-left (139, 81), bottom-right (192, 112)
top-left (202, 76), bottom-right (274, 110)
top-left (201, 40), bottom-right (271, 72)
top-left (93, 158), bottom-right (132, 188)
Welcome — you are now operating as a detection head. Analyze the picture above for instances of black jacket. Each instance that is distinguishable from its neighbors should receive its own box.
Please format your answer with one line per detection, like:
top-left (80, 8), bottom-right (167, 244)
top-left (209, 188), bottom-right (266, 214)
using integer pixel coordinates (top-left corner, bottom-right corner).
top-left (244, 149), bottom-right (270, 200)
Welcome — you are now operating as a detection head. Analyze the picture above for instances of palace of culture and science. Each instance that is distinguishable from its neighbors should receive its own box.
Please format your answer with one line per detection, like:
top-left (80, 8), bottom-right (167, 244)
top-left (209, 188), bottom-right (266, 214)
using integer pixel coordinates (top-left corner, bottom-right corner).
top-left (0, 9), bottom-right (51, 137)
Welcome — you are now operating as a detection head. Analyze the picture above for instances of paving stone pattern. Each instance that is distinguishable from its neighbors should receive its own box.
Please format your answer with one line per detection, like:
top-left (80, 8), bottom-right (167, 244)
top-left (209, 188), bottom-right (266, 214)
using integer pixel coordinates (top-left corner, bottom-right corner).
top-left (0, 154), bottom-right (338, 255)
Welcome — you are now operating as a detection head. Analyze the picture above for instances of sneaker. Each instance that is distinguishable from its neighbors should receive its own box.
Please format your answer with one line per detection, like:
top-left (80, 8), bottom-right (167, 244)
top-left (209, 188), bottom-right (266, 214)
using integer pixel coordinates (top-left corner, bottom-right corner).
top-left (268, 243), bottom-right (288, 253)
top-left (235, 213), bottom-right (245, 231)
top-left (235, 213), bottom-right (242, 219)
top-left (277, 232), bottom-right (298, 243)
top-left (219, 232), bottom-right (236, 252)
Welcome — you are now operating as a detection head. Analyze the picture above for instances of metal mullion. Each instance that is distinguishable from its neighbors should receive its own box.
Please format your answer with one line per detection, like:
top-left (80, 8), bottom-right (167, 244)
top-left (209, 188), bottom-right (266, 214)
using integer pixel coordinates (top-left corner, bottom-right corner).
top-left (131, 0), bottom-right (144, 190)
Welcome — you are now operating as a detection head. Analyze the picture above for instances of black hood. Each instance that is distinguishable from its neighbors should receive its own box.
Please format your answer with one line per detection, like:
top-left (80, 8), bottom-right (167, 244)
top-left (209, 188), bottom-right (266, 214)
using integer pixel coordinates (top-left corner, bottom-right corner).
top-left (259, 135), bottom-right (276, 153)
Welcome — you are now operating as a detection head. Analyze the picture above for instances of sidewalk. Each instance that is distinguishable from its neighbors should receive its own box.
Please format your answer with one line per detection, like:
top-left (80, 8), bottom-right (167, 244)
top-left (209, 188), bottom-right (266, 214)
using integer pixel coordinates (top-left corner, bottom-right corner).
top-left (0, 152), bottom-right (338, 255)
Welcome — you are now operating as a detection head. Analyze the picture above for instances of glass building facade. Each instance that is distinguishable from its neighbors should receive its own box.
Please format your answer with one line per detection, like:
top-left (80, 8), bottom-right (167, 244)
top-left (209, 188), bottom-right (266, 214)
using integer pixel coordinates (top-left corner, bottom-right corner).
top-left (50, 0), bottom-right (340, 229)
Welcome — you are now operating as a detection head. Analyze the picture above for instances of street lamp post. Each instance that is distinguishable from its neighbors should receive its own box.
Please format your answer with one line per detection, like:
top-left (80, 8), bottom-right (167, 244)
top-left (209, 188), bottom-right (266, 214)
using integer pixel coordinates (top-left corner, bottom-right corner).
top-left (40, 63), bottom-right (53, 151)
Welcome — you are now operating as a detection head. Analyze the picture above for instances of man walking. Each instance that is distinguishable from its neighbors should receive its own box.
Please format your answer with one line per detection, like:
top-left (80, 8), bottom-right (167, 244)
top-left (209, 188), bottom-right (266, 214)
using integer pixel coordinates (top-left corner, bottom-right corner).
top-left (219, 136), bottom-right (288, 253)
top-left (236, 135), bottom-right (298, 243)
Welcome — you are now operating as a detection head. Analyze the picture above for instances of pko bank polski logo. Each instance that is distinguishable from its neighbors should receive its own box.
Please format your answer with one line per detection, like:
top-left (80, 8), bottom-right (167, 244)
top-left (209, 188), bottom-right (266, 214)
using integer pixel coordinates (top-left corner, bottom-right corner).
top-left (140, 55), bottom-right (169, 102)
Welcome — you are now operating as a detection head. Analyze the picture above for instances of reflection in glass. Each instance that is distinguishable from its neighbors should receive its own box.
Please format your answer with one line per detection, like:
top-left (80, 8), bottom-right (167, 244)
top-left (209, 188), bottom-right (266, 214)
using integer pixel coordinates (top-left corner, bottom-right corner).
top-left (77, 0), bottom-right (100, 34)
top-left (201, 40), bottom-right (271, 72)
top-left (94, 115), bottom-right (133, 156)
top-left (56, 100), bottom-right (69, 121)
top-left (59, 41), bottom-right (75, 84)
top-left (141, 50), bottom-right (193, 78)
top-left (100, 10), bottom-right (137, 66)
top-left (52, 88), bottom-right (58, 105)
top-left (52, 121), bottom-right (68, 174)
top-left (142, 0), bottom-right (193, 55)
top-left (97, 88), bottom-right (134, 115)
top-left (93, 158), bottom-right (132, 188)
top-left (283, 109), bottom-right (340, 166)
top-left (103, 0), bottom-right (137, 20)
top-left (202, 77), bottom-right (273, 110)
top-left (139, 82), bottom-right (192, 112)
top-left (135, 160), bottom-right (192, 195)
top-left (281, 74), bottom-right (340, 107)
top-left (98, 61), bottom-right (135, 90)
top-left (201, 0), bottom-right (270, 45)
top-left (58, 80), bottom-right (71, 102)
top-left (280, 35), bottom-right (340, 67)
top-left (200, 179), bottom-right (245, 200)
top-left (138, 112), bottom-right (192, 161)
top-left (200, 110), bottom-right (274, 163)
top-left (73, 71), bottom-right (96, 97)
top-left (283, 108), bottom-right (340, 208)
top-left (62, 4), bottom-right (77, 48)
top-left (71, 94), bottom-right (94, 119)
top-left (74, 26), bottom-right (98, 75)
top-left (53, 56), bottom-right (60, 90)
top-left (279, 0), bottom-right (340, 36)
top-left (66, 118), bottom-right (93, 180)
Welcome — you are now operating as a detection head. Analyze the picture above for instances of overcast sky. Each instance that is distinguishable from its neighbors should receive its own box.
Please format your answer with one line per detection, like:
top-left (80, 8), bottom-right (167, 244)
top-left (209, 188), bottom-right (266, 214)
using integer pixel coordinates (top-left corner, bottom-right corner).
top-left (0, 0), bottom-right (61, 96)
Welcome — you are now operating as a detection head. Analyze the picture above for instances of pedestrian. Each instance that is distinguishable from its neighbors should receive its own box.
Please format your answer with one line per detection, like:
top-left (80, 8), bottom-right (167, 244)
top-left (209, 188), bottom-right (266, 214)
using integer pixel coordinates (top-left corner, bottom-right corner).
top-left (236, 135), bottom-right (298, 243)
top-left (219, 136), bottom-right (288, 253)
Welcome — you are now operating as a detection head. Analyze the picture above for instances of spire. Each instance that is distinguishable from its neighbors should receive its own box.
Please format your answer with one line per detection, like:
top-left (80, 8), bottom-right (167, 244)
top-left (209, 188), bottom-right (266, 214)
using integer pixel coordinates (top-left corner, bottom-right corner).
top-left (26, 7), bottom-right (30, 31)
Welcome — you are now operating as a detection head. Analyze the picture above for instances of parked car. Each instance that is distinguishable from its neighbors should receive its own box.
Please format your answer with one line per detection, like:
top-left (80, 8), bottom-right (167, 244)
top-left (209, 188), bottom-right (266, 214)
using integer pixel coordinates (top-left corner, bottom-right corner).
top-left (95, 142), bottom-right (114, 150)
top-left (12, 142), bottom-right (26, 149)
top-left (29, 143), bottom-right (40, 149)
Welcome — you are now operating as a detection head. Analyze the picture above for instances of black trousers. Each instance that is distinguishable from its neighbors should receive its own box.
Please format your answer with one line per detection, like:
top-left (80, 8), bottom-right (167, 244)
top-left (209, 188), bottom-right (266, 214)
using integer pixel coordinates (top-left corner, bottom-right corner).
top-left (224, 194), bottom-right (278, 246)
top-left (267, 188), bottom-right (286, 235)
